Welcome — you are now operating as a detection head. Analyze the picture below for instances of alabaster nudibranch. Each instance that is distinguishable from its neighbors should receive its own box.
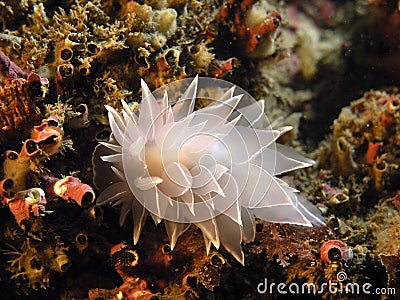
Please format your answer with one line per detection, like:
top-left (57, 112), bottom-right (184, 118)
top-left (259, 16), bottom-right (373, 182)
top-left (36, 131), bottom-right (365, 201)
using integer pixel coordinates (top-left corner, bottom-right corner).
top-left (92, 76), bottom-right (324, 265)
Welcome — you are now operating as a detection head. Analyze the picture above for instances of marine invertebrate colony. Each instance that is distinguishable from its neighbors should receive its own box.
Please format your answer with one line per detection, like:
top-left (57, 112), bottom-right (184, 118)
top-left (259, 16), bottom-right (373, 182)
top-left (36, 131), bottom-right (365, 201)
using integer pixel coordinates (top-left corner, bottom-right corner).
top-left (93, 77), bottom-right (323, 264)
top-left (0, 50), bottom-right (48, 144)
top-left (329, 90), bottom-right (400, 191)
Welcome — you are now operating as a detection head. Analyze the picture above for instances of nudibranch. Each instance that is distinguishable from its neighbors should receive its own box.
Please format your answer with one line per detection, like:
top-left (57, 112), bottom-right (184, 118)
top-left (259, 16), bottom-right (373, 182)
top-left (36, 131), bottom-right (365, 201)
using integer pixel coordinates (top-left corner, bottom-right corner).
top-left (93, 76), bottom-right (323, 265)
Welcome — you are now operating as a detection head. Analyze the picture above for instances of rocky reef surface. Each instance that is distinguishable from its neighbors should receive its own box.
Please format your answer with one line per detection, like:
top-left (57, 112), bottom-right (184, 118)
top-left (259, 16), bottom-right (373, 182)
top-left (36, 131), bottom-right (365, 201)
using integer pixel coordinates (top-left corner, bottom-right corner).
top-left (1, 0), bottom-right (400, 299)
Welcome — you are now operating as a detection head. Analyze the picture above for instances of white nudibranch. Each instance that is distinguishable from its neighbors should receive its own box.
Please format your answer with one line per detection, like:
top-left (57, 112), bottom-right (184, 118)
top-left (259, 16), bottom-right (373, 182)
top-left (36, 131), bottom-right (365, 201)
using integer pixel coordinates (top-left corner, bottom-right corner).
top-left (92, 76), bottom-right (324, 265)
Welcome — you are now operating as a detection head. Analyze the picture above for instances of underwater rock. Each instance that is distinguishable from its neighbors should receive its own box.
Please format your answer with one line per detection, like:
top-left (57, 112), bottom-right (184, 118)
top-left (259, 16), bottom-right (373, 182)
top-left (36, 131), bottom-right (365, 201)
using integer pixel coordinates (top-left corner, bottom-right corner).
top-left (2, 0), bottom-right (399, 299)
top-left (329, 90), bottom-right (400, 191)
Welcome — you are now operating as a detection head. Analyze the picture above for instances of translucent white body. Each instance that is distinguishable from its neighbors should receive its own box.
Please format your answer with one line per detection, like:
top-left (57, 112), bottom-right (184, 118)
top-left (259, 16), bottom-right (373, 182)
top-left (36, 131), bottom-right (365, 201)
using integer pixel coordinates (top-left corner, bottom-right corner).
top-left (93, 77), bottom-right (324, 264)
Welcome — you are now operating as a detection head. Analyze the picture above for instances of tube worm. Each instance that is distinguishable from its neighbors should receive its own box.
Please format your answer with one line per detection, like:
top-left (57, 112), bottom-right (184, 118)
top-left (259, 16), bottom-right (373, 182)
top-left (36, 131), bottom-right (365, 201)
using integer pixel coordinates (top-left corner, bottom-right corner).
top-left (49, 176), bottom-right (95, 208)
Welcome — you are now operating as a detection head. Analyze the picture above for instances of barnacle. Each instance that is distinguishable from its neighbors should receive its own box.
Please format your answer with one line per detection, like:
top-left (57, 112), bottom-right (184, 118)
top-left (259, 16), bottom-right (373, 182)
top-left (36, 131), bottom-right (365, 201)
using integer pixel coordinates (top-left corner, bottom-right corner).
top-left (93, 76), bottom-right (323, 264)
top-left (320, 240), bottom-right (353, 264)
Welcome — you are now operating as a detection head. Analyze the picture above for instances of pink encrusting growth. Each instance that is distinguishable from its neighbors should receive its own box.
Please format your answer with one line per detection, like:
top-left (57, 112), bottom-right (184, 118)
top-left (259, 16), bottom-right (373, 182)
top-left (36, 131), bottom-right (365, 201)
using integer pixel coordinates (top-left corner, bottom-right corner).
top-left (93, 76), bottom-right (324, 265)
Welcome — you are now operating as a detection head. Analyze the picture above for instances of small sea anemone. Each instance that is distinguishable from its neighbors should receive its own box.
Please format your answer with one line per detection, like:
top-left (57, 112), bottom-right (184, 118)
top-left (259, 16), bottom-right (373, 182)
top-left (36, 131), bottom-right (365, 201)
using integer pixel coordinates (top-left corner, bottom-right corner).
top-left (93, 76), bottom-right (323, 264)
